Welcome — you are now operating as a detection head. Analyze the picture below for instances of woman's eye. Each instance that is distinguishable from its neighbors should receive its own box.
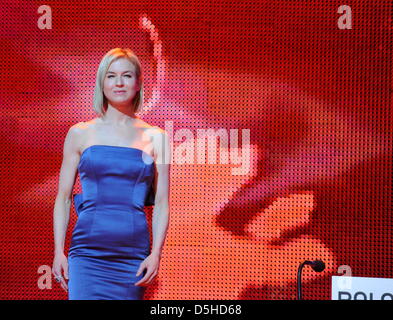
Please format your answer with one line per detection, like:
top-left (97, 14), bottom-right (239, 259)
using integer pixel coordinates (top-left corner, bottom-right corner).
top-left (107, 75), bottom-right (132, 78)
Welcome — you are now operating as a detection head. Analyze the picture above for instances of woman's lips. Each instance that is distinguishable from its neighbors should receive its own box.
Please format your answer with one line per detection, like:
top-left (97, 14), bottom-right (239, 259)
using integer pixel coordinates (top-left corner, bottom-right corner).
top-left (114, 91), bottom-right (126, 94)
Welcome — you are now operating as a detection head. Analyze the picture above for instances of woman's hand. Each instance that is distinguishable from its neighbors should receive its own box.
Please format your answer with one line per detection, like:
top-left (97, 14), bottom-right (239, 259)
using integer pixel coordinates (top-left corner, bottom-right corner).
top-left (52, 252), bottom-right (69, 292)
top-left (135, 252), bottom-right (161, 286)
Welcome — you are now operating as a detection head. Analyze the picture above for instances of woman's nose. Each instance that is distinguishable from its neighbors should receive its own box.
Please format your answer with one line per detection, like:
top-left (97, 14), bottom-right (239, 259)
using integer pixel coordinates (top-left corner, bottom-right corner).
top-left (115, 77), bottom-right (124, 86)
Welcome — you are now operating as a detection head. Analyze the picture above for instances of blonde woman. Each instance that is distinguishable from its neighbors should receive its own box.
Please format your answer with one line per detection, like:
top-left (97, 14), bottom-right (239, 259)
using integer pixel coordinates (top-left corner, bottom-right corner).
top-left (52, 48), bottom-right (170, 300)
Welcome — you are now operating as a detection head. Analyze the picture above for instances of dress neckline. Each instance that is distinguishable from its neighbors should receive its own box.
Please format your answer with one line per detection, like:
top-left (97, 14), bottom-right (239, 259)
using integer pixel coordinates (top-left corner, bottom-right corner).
top-left (80, 144), bottom-right (154, 161)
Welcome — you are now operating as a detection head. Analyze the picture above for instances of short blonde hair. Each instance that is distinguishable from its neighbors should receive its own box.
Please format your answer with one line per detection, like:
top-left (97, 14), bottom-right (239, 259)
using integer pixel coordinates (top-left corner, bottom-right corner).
top-left (93, 48), bottom-right (144, 116)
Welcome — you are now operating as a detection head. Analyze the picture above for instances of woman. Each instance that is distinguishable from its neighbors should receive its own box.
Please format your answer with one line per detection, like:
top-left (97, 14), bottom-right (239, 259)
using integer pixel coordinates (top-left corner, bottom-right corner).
top-left (52, 48), bottom-right (171, 300)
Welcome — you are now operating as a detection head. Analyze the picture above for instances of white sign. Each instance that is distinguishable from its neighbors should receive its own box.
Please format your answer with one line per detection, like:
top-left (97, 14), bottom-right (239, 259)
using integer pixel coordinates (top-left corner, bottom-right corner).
top-left (332, 276), bottom-right (393, 300)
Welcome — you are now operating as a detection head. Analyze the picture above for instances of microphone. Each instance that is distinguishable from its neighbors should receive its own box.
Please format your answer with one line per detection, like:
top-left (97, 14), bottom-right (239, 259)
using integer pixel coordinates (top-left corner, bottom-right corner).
top-left (297, 260), bottom-right (325, 300)
top-left (304, 260), bottom-right (325, 273)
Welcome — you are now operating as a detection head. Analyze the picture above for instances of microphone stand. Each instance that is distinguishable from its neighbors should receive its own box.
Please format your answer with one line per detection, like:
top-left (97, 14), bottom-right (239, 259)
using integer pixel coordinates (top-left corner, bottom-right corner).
top-left (297, 260), bottom-right (325, 300)
top-left (297, 261), bottom-right (308, 300)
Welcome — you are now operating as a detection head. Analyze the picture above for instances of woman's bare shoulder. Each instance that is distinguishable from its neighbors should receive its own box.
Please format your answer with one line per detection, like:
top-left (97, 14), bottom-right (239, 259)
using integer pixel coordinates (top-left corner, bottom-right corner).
top-left (66, 118), bottom-right (98, 152)
top-left (70, 118), bottom-right (99, 131)
top-left (134, 118), bottom-right (161, 134)
top-left (142, 123), bottom-right (166, 139)
top-left (134, 117), bottom-right (161, 131)
top-left (85, 117), bottom-right (101, 126)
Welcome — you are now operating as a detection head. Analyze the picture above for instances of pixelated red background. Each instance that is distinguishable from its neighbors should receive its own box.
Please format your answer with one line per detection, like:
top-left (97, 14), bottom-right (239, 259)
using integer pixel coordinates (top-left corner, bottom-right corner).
top-left (0, 0), bottom-right (391, 300)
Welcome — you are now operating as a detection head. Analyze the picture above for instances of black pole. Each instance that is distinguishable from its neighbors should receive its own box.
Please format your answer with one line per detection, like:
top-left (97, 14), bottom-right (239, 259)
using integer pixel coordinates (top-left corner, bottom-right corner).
top-left (297, 260), bottom-right (325, 300)
top-left (297, 261), bottom-right (307, 300)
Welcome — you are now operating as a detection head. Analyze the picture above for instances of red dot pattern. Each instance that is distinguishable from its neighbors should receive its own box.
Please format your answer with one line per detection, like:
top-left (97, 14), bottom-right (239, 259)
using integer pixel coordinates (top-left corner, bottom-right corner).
top-left (0, 0), bottom-right (391, 300)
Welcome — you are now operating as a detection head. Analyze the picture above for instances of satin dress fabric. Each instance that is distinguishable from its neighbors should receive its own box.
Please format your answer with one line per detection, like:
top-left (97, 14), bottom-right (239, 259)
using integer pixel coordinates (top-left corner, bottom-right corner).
top-left (67, 145), bottom-right (155, 300)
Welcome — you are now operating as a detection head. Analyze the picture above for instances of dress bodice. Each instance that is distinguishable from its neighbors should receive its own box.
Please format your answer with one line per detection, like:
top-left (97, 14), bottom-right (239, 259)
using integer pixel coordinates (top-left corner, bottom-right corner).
top-left (72, 145), bottom-right (155, 215)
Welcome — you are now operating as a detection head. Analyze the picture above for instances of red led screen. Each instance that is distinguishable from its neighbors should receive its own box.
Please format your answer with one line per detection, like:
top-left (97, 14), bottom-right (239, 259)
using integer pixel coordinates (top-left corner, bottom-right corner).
top-left (0, 0), bottom-right (391, 300)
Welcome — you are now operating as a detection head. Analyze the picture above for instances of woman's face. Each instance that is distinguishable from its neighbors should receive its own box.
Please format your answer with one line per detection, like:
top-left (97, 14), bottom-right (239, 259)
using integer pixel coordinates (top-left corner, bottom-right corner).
top-left (103, 58), bottom-right (140, 108)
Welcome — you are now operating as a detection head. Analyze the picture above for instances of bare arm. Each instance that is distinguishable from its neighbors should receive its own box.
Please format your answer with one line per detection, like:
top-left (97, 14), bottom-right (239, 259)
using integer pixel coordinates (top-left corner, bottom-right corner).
top-left (53, 124), bottom-right (83, 255)
top-left (151, 128), bottom-right (171, 257)
top-left (135, 128), bottom-right (171, 286)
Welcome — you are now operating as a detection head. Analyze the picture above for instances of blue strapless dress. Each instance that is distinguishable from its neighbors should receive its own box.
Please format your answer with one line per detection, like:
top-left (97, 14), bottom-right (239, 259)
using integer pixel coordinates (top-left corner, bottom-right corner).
top-left (67, 145), bottom-right (155, 300)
